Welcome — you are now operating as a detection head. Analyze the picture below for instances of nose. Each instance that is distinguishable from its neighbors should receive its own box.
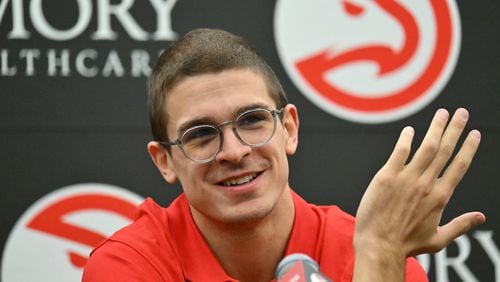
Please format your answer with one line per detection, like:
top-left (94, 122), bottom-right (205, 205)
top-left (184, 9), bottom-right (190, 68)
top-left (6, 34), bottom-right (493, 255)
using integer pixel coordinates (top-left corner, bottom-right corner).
top-left (214, 126), bottom-right (252, 163)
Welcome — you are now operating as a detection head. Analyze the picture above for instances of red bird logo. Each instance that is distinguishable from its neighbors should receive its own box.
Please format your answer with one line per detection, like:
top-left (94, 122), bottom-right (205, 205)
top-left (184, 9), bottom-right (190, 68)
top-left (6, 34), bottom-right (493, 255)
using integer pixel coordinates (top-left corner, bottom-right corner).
top-left (275, 0), bottom-right (460, 122)
top-left (27, 193), bottom-right (137, 268)
top-left (2, 184), bottom-right (143, 282)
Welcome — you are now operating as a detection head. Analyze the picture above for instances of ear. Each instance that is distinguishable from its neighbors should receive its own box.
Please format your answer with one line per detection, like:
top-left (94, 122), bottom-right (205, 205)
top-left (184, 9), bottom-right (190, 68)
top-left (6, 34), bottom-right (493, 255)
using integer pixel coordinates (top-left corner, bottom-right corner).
top-left (282, 104), bottom-right (299, 155)
top-left (147, 141), bottom-right (178, 184)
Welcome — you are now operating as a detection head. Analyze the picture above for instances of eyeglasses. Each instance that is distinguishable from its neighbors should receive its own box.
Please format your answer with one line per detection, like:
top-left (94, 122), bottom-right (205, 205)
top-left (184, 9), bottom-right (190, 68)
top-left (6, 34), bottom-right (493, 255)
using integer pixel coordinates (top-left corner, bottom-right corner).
top-left (158, 108), bottom-right (284, 163)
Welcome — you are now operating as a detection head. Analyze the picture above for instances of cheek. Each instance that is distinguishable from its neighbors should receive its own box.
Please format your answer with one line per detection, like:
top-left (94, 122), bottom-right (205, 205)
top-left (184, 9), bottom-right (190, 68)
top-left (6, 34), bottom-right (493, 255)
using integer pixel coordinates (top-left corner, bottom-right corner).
top-left (264, 136), bottom-right (290, 177)
top-left (277, 149), bottom-right (290, 180)
top-left (177, 172), bottom-right (211, 211)
top-left (170, 158), bottom-right (203, 190)
top-left (276, 129), bottom-right (290, 155)
top-left (177, 166), bottom-right (201, 187)
top-left (274, 133), bottom-right (291, 179)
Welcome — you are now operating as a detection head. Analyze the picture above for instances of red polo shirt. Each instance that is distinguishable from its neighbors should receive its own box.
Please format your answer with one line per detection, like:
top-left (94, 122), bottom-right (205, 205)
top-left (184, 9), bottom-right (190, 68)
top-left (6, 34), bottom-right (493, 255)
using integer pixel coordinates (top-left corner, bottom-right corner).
top-left (82, 190), bottom-right (428, 281)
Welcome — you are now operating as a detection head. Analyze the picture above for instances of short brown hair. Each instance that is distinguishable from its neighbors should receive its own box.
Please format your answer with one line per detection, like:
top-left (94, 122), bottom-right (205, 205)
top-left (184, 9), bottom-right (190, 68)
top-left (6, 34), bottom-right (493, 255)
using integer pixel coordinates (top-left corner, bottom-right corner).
top-left (148, 28), bottom-right (288, 142)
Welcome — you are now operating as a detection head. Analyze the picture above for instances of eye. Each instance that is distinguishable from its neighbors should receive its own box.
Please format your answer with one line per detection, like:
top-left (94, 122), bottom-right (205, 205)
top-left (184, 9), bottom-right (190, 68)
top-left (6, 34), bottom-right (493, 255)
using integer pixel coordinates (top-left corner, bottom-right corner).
top-left (343, 0), bottom-right (365, 16)
top-left (182, 126), bottom-right (218, 143)
top-left (237, 110), bottom-right (269, 128)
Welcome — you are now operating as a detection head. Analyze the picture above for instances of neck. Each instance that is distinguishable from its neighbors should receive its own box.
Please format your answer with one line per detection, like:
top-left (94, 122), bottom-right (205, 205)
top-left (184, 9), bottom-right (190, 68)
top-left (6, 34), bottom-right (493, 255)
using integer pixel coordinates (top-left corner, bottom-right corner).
top-left (191, 188), bottom-right (295, 282)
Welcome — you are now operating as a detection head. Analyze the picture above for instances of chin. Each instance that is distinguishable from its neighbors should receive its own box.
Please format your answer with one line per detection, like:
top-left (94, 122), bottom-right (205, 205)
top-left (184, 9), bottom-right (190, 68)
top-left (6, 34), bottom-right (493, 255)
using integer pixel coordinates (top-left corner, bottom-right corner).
top-left (218, 199), bottom-right (277, 225)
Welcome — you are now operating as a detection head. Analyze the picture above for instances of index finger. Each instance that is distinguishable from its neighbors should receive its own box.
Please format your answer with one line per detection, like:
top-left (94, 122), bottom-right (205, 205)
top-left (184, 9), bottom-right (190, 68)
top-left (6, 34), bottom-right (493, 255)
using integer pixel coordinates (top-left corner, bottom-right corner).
top-left (384, 126), bottom-right (415, 171)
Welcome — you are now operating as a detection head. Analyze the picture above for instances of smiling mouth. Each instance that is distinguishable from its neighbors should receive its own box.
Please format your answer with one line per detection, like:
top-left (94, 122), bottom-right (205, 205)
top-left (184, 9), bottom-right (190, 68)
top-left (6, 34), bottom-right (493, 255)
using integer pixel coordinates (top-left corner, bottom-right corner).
top-left (221, 173), bottom-right (259, 186)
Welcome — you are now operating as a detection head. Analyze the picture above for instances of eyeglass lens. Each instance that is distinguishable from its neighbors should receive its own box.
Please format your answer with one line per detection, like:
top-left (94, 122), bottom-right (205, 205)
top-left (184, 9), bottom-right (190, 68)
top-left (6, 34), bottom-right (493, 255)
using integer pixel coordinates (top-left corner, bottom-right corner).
top-left (180, 109), bottom-right (276, 162)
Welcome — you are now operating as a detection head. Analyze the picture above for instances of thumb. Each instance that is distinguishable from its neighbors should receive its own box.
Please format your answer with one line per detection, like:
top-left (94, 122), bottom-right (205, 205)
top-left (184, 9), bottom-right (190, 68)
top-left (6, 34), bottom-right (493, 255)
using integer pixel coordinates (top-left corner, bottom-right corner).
top-left (432, 212), bottom-right (486, 250)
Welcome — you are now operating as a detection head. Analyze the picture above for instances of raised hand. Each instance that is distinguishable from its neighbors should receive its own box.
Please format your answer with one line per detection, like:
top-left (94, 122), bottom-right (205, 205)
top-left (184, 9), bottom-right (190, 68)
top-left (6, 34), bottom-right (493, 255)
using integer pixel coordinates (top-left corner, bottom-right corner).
top-left (353, 108), bottom-right (485, 281)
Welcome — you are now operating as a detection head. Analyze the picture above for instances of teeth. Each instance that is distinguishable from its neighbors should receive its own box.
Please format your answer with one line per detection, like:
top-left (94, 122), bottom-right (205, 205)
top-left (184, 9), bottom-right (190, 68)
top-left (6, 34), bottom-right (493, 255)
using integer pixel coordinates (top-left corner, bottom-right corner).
top-left (223, 173), bottom-right (257, 186)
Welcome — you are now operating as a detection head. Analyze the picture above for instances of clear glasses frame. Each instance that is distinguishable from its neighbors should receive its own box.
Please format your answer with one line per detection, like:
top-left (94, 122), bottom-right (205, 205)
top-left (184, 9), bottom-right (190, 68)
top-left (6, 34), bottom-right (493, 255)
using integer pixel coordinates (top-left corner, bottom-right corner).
top-left (158, 108), bottom-right (284, 163)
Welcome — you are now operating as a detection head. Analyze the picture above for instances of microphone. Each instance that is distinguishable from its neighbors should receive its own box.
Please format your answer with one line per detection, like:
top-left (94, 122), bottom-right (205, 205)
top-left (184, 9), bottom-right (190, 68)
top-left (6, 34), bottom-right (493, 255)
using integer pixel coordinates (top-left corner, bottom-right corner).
top-left (275, 253), bottom-right (332, 282)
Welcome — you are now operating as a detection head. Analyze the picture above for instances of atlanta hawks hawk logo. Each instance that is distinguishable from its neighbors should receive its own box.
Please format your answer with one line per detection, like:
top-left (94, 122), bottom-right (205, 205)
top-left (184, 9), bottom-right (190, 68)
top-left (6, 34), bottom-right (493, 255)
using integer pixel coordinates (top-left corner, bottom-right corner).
top-left (1, 183), bottom-right (144, 282)
top-left (274, 0), bottom-right (461, 123)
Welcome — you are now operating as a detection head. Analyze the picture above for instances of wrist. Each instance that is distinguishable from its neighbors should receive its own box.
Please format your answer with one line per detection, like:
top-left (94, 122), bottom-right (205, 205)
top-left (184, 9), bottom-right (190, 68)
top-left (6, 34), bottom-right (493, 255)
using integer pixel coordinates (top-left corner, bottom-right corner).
top-left (355, 232), bottom-right (406, 258)
top-left (353, 237), bottom-right (407, 282)
top-left (354, 234), bottom-right (407, 270)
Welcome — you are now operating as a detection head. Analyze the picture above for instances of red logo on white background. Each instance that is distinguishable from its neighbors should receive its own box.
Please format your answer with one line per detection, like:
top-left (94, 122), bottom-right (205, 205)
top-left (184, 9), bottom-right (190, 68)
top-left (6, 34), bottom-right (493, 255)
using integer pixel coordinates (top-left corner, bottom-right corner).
top-left (1, 183), bottom-right (144, 282)
top-left (274, 0), bottom-right (461, 123)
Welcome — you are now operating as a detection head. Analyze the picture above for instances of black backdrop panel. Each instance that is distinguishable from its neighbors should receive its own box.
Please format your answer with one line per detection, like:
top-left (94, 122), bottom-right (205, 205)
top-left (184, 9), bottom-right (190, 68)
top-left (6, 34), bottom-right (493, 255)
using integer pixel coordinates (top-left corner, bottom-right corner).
top-left (1, 1), bottom-right (498, 281)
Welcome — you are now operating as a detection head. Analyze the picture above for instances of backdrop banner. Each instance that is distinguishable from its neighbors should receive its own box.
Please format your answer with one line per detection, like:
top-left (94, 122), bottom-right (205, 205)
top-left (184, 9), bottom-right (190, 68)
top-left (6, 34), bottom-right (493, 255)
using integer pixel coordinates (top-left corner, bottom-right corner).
top-left (1, 1), bottom-right (498, 281)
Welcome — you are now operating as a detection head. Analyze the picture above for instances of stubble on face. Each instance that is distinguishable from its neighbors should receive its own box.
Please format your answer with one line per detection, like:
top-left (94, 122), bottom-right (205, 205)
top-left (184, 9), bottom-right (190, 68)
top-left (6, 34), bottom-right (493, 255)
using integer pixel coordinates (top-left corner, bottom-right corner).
top-left (165, 69), bottom-right (293, 227)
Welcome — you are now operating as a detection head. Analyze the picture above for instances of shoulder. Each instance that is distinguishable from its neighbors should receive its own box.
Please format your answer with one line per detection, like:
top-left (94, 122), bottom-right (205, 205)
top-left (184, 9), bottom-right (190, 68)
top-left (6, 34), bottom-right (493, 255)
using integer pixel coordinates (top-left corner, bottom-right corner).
top-left (405, 257), bottom-right (429, 282)
top-left (82, 239), bottom-right (172, 281)
top-left (82, 197), bottom-right (184, 281)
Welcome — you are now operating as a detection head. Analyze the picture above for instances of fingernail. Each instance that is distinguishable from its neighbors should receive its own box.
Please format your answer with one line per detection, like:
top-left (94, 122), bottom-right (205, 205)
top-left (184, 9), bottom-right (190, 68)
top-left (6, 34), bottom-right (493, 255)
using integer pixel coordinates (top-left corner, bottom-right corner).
top-left (457, 108), bottom-right (469, 121)
top-left (402, 126), bottom-right (414, 135)
top-left (475, 213), bottom-right (486, 224)
top-left (436, 109), bottom-right (448, 120)
top-left (469, 130), bottom-right (481, 141)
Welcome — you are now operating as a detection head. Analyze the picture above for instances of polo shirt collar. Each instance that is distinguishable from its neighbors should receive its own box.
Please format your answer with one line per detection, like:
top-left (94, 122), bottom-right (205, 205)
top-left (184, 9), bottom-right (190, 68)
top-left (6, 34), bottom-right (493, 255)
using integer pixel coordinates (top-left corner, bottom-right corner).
top-left (284, 190), bottom-right (324, 261)
top-left (168, 190), bottom-right (323, 281)
top-left (168, 194), bottom-right (235, 281)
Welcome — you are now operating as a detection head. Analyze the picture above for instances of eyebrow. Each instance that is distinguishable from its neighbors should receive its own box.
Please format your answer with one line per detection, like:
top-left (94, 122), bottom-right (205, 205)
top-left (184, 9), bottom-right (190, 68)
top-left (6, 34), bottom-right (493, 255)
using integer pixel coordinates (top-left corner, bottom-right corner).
top-left (234, 102), bottom-right (272, 116)
top-left (174, 102), bottom-right (274, 138)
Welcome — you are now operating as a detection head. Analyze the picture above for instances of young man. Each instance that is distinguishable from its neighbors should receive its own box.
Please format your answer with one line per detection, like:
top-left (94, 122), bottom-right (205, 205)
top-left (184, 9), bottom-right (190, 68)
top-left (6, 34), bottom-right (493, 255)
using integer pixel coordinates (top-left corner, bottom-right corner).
top-left (82, 28), bottom-right (484, 281)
